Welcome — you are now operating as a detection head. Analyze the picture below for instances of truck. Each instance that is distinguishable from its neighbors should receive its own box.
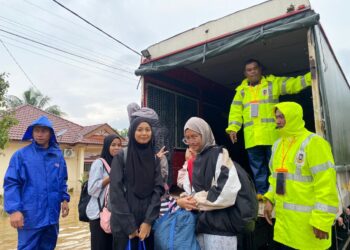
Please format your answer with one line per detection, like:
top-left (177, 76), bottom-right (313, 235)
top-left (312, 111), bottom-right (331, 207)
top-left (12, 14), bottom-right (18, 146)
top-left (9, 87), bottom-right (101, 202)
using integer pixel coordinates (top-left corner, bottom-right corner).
top-left (135, 0), bottom-right (350, 248)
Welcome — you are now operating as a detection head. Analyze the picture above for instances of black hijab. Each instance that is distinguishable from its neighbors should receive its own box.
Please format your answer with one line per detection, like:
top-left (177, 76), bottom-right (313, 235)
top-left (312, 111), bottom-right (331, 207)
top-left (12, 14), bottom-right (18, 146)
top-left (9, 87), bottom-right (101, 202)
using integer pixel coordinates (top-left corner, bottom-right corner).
top-left (126, 117), bottom-right (156, 199)
top-left (100, 134), bottom-right (120, 166)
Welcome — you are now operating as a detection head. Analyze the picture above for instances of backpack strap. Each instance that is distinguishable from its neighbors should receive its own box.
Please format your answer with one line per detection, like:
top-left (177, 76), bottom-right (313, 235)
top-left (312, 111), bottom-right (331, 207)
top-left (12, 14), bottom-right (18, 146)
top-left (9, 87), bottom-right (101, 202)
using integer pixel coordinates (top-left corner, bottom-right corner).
top-left (103, 184), bottom-right (110, 207)
top-left (97, 158), bottom-right (111, 211)
top-left (99, 158), bottom-right (111, 175)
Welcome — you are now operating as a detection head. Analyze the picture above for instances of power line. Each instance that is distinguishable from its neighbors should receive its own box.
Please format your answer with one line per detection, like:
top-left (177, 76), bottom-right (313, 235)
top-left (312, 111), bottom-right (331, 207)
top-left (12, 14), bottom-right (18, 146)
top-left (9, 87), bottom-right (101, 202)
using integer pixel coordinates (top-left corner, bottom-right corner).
top-left (51, 0), bottom-right (142, 56)
top-left (0, 38), bottom-right (39, 91)
top-left (0, 18), bottom-right (135, 70)
top-left (0, 28), bottom-right (135, 74)
top-left (1, 38), bottom-right (137, 83)
top-left (23, 0), bottom-right (96, 35)
top-left (1, 2), bottom-right (122, 53)
top-left (0, 34), bottom-right (137, 81)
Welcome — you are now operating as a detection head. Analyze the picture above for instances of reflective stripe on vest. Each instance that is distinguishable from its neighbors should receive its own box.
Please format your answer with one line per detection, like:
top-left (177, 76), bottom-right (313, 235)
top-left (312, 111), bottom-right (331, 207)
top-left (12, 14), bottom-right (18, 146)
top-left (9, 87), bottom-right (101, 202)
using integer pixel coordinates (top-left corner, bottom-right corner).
top-left (284, 202), bottom-right (338, 214)
top-left (243, 99), bottom-right (279, 109)
top-left (244, 121), bottom-right (254, 128)
top-left (301, 75), bottom-right (307, 88)
top-left (267, 81), bottom-right (273, 100)
top-left (314, 202), bottom-right (338, 214)
top-left (295, 134), bottom-right (316, 175)
top-left (272, 172), bottom-right (313, 183)
top-left (261, 99), bottom-right (279, 104)
top-left (261, 118), bottom-right (275, 123)
top-left (232, 100), bottom-right (242, 105)
top-left (310, 161), bottom-right (334, 175)
top-left (281, 78), bottom-right (290, 95)
top-left (229, 121), bottom-right (242, 126)
top-left (269, 138), bottom-right (282, 168)
top-left (240, 89), bottom-right (245, 98)
top-left (284, 202), bottom-right (313, 212)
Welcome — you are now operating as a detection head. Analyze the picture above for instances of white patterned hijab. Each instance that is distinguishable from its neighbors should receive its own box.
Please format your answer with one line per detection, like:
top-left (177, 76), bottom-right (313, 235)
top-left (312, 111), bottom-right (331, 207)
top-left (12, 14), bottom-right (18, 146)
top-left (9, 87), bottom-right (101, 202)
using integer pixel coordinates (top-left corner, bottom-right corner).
top-left (184, 117), bottom-right (216, 153)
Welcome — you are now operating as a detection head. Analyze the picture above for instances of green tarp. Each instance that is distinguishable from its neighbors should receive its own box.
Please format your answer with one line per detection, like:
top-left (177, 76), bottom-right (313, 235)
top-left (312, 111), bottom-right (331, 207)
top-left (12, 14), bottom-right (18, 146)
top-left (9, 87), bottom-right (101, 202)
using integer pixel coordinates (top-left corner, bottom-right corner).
top-left (135, 10), bottom-right (319, 76)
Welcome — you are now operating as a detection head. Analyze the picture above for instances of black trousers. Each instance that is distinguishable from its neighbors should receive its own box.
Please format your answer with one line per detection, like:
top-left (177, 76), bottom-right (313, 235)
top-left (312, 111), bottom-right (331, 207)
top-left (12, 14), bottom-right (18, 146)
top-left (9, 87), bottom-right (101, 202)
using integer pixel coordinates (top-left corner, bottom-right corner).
top-left (89, 219), bottom-right (113, 250)
top-left (112, 232), bottom-right (154, 250)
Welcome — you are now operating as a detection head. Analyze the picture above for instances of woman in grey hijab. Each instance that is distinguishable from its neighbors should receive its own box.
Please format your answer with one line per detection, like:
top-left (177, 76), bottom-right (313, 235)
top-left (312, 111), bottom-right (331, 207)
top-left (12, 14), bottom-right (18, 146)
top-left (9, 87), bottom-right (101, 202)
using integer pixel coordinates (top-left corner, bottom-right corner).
top-left (176, 117), bottom-right (241, 250)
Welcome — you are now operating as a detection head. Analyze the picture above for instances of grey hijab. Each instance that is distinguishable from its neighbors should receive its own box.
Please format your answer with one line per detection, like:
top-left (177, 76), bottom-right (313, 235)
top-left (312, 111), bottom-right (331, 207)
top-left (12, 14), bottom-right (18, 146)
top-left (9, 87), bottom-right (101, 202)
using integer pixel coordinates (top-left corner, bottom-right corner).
top-left (127, 103), bottom-right (141, 122)
top-left (184, 117), bottom-right (216, 153)
top-left (127, 102), bottom-right (159, 123)
top-left (132, 107), bottom-right (159, 121)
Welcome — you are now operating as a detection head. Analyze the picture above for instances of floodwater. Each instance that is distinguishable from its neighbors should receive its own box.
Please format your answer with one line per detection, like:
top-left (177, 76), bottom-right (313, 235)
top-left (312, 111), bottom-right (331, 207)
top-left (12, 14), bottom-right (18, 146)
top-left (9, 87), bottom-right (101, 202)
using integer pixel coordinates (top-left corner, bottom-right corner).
top-left (0, 192), bottom-right (91, 249)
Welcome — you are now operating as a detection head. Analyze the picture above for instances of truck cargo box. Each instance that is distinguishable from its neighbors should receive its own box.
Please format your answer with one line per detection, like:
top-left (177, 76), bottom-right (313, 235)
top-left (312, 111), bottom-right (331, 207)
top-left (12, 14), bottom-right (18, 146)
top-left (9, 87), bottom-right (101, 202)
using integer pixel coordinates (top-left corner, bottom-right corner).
top-left (136, 1), bottom-right (350, 248)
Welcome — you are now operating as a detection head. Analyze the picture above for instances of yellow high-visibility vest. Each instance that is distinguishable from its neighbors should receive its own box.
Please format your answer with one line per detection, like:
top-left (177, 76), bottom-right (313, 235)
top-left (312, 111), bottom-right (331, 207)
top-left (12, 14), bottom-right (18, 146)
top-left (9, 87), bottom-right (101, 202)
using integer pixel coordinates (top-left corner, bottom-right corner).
top-left (226, 73), bottom-right (311, 149)
top-left (264, 102), bottom-right (338, 250)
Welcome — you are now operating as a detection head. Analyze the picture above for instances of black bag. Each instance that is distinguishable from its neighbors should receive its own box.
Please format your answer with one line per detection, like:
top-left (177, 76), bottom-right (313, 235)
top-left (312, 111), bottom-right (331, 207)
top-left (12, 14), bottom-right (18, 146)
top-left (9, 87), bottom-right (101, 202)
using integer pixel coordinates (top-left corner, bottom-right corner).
top-left (195, 147), bottom-right (258, 235)
top-left (228, 162), bottom-right (258, 233)
top-left (78, 180), bottom-right (91, 222)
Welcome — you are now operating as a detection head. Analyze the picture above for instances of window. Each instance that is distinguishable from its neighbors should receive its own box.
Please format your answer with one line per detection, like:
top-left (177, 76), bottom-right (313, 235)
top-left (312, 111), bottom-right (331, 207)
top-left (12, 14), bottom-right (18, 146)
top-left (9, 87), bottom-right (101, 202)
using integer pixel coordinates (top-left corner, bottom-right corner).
top-left (147, 84), bottom-right (198, 148)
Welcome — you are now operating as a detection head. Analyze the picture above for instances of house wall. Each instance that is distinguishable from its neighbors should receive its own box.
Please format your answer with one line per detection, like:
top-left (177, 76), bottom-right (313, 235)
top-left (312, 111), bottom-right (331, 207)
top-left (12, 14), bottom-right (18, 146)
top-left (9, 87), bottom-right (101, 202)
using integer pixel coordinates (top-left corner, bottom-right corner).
top-left (0, 142), bottom-right (102, 195)
top-left (0, 141), bottom-right (30, 195)
top-left (63, 146), bottom-right (81, 193)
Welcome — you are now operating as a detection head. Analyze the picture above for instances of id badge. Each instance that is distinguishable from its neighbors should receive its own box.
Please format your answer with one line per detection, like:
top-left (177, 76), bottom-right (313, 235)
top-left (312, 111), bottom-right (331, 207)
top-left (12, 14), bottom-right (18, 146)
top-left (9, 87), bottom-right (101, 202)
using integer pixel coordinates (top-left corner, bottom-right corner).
top-left (250, 102), bottom-right (259, 118)
top-left (276, 168), bottom-right (288, 195)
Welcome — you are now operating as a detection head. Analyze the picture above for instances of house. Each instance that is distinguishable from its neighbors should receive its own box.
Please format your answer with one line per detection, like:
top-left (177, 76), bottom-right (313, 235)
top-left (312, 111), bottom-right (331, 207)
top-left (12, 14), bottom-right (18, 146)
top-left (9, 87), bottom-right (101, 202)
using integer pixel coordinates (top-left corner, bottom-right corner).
top-left (0, 104), bottom-right (125, 194)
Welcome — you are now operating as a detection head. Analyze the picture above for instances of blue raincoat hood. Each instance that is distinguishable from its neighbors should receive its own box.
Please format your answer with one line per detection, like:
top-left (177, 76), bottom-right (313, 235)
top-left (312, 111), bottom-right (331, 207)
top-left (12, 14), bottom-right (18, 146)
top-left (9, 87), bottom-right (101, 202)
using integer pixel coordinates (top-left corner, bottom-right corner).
top-left (22, 116), bottom-right (57, 144)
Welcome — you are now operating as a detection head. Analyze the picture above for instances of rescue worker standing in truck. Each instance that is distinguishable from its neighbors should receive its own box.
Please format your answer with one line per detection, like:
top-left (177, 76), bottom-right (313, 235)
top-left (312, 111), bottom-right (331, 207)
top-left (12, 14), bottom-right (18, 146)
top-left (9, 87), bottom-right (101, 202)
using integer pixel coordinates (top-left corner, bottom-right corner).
top-left (264, 102), bottom-right (338, 249)
top-left (226, 59), bottom-right (311, 199)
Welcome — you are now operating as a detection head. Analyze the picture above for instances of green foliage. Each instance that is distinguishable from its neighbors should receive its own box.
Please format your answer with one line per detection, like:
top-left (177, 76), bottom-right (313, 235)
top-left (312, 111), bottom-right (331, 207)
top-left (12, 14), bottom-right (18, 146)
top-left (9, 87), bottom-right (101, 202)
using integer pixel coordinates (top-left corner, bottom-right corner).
top-left (118, 128), bottom-right (128, 138)
top-left (6, 86), bottom-right (66, 116)
top-left (0, 73), bottom-right (18, 150)
top-left (79, 173), bottom-right (89, 184)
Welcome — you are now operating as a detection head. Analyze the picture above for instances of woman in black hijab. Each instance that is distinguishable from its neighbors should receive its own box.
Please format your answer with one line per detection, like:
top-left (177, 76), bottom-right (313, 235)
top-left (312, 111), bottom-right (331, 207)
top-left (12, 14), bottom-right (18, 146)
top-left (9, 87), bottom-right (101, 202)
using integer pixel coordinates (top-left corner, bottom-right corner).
top-left (87, 134), bottom-right (122, 250)
top-left (110, 117), bottom-right (164, 250)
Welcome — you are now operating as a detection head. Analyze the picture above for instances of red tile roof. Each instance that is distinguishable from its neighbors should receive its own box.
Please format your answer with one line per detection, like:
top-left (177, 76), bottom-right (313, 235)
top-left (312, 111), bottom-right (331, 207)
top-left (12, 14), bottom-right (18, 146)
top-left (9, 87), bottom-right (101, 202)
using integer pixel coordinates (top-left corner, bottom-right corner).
top-left (8, 105), bottom-right (123, 145)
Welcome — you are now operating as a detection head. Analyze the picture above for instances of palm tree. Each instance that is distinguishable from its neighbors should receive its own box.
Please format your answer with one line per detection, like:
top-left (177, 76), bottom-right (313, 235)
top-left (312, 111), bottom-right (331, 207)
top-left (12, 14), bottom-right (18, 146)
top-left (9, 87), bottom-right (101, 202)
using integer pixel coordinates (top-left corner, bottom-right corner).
top-left (6, 87), bottom-right (65, 116)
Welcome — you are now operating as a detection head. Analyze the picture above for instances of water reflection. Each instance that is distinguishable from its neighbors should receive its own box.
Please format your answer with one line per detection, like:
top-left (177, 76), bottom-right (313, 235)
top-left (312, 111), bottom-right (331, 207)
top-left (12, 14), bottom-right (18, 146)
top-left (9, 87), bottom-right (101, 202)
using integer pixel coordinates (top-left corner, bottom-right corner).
top-left (0, 192), bottom-right (90, 249)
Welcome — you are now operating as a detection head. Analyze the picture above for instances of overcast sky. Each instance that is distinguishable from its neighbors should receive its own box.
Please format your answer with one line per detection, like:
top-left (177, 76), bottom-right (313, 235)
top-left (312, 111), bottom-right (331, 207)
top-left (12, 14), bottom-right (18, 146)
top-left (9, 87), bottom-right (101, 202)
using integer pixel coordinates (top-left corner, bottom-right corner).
top-left (0, 0), bottom-right (349, 130)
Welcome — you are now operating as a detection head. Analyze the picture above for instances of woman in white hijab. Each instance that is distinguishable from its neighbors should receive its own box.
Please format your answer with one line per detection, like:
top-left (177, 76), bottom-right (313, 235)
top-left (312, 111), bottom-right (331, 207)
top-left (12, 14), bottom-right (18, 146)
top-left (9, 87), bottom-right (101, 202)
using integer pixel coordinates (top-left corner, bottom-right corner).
top-left (176, 117), bottom-right (241, 250)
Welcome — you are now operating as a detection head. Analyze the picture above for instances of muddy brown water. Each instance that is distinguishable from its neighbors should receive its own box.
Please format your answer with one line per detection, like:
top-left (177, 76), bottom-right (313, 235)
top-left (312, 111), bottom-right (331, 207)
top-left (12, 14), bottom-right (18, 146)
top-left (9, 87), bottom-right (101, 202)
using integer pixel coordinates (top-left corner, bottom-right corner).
top-left (0, 193), bottom-right (91, 249)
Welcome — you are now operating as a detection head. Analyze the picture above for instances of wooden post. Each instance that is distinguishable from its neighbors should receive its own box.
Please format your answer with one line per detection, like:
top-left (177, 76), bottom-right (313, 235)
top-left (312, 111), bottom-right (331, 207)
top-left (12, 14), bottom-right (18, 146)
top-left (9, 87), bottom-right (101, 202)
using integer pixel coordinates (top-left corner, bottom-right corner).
top-left (307, 28), bottom-right (325, 138)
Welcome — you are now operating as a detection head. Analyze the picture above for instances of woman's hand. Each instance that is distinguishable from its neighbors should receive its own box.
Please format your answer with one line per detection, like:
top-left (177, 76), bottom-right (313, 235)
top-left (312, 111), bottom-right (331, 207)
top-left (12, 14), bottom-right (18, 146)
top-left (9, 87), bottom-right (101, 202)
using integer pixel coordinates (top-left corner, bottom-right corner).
top-left (176, 196), bottom-right (197, 211)
top-left (129, 230), bottom-right (138, 239)
top-left (185, 148), bottom-right (197, 161)
top-left (138, 223), bottom-right (151, 241)
top-left (156, 146), bottom-right (169, 159)
top-left (102, 176), bottom-right (110, 187)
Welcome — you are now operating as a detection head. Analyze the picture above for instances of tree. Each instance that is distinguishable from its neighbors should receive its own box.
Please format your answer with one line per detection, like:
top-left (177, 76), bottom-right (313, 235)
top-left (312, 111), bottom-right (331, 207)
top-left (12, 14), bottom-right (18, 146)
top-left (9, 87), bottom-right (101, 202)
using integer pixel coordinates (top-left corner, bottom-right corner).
top-left (118, 128), bottom-right (128, 138)
top-left (6, 87), bottom-right (65, 116)
top-left (0, 73), bottom-right (18, 150)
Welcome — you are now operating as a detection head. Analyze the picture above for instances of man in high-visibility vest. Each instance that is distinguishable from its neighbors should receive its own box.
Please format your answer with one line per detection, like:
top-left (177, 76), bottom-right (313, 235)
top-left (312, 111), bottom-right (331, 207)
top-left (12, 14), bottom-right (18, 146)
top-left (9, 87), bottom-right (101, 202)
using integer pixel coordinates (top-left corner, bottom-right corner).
top-left (226, 59), bottom-right (311, 199)
top-left (264, 102), bottom-right (338, 249)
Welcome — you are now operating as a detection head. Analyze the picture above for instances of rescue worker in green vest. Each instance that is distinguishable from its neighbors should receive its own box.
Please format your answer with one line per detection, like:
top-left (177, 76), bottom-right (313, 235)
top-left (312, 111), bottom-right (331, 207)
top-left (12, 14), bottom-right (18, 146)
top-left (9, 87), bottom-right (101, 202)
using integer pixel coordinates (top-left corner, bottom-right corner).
top-left (225, 59), bottom-right (311, 199)
top-left (263, 102), bottom-right (338, 250)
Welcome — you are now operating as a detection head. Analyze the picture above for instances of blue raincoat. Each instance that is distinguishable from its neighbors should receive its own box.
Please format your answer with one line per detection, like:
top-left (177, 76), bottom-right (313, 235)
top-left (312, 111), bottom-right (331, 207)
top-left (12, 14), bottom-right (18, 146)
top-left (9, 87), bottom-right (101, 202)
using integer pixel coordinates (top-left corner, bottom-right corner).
top-left (3, 116), bottom-right (70, 230)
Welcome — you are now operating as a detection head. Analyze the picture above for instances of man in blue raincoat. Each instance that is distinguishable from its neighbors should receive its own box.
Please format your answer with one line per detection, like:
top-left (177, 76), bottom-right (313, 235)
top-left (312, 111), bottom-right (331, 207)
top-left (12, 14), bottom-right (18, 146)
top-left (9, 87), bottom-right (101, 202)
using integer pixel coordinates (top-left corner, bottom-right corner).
top-left (3, 116), bottom-right (70, 250)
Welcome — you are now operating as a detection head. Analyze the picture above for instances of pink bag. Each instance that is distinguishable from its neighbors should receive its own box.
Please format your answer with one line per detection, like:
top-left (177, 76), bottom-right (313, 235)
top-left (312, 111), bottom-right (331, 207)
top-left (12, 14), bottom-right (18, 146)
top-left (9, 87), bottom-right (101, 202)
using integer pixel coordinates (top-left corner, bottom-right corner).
top-left (99, 158), bottom-right (112, 234)
top-left (100, 185), bottom-right (111, 234)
